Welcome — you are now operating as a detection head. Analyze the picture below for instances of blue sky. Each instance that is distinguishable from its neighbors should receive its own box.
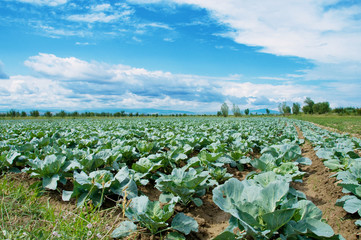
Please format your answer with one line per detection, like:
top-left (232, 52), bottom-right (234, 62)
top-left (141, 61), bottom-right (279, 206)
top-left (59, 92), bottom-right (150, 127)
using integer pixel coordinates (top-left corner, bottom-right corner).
top-left (0, 0), bottom-right (360, 113)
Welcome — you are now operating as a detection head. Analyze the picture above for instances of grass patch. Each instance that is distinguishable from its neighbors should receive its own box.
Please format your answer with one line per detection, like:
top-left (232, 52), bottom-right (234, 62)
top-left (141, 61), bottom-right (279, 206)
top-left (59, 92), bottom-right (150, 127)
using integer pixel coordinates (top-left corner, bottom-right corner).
top-left (288, 114), bottom-right (361, 135)
top-left (0, 174), bottom-right (124, 239)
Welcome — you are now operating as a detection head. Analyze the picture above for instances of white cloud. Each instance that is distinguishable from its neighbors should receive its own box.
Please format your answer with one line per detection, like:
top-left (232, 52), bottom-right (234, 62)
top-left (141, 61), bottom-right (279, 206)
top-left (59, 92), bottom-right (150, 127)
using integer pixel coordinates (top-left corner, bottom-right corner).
top-left (66, 12), bottom-right (131, 23)
top-left (16, 0), bottom-right (68, 6)
top-left (258, 76), bottom-right (288, 81)
top-left (130, 0), bottom-right (361, 81)
top-left (91, 4), bottom-right (112, 12)
top-left (137, 22), bottom-right (173, 30)
top-left (3, 53), bottom-right (358, 112)
top-left (37, 25), bottom-right (85, 37)
top-left (66, 2), bottom-right (133, 23)
top-left (75, 42), bottom-right (95, 46)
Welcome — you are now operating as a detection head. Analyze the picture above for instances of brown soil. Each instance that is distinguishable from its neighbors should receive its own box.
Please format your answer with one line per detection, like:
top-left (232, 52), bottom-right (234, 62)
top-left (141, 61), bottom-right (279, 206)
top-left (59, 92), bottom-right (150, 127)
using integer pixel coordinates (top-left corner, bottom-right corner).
top-left (186, 193), bottom-right (231, 240)
top-left (293, 127), bottom-right (360, 240)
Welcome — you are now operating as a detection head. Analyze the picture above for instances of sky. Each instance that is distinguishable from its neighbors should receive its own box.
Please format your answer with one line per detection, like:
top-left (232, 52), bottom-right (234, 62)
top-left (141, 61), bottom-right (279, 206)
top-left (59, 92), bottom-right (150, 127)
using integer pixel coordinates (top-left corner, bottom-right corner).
top-left (0, 0), bottom-right (360, 113)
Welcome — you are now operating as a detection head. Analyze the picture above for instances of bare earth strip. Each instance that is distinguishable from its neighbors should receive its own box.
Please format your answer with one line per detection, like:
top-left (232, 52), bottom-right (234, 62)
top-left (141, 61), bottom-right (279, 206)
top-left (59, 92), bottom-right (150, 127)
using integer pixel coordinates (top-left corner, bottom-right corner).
top-left (293, 127), bottom-right (360, 240)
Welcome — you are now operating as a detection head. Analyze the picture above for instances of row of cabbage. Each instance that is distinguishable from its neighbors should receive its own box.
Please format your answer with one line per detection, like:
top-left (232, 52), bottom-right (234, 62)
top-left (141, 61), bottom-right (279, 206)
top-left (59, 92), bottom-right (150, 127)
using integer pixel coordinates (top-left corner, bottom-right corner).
top-left (296, 120), bottom-right (361, 228)
top-left (211, 139), bottom-right (344, 239)
top-left (0, 118), bottom-right (343, 239)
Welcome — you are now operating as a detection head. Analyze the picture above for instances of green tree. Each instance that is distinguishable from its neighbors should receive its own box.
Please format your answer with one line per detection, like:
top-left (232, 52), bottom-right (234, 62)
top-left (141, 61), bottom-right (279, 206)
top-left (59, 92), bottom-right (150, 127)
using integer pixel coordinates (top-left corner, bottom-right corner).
top-left (44, 111), bottom-right (53, 117)
top-left (244, 108), bottom-right (250, 115)
top-left (221, 103), bottom-right (229, 117)
top-left (302, 97), bottom-right (314, 114)
top-left (7, 109), bottom-right (17, 117)
top-left (292, 103), bottom-right (300, 115)
top-left (57, 110), bottom-right (67, 118)
top-left (30, 110), bottom-right (40, 117)
top-left (232, 104), bottom-right (241, 117)
top-left (313, 102), bottom-right (331, 114)
top-left (21, 111), bottom-right (27, 117)
top-left (278, 102), bottom-right (291, 115)
top-left (266, 108), bottom-right (270, 115)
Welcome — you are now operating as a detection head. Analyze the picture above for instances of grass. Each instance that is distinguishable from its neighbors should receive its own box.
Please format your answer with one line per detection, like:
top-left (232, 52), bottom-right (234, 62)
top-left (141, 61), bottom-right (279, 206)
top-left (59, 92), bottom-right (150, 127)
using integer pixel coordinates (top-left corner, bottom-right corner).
top-left (0, 173), bottom-right (124, 240)
top-left (288, 114), bottom-right (361, 135)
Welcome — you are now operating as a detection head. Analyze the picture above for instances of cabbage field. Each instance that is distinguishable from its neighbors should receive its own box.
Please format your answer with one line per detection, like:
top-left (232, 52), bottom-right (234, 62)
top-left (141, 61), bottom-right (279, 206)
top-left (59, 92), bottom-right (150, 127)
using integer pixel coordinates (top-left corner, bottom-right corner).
top-left (0, 117), bottom-right (360, 239)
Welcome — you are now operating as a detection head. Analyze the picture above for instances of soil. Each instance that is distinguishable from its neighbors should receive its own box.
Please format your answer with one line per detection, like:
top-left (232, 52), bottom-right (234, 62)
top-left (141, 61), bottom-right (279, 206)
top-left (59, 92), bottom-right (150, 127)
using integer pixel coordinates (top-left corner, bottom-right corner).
top-left (4, 124), bottom-right (361, 239)
top-left (293, 127), bottom-right (361, 240)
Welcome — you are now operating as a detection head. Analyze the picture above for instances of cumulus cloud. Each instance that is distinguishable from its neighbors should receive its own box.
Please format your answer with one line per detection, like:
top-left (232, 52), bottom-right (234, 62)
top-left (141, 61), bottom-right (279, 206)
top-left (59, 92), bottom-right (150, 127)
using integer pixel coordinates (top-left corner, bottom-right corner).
top-left (4, 53), bottom-right (354, 112)
top-left (130, 0), bottom-right (361, 82)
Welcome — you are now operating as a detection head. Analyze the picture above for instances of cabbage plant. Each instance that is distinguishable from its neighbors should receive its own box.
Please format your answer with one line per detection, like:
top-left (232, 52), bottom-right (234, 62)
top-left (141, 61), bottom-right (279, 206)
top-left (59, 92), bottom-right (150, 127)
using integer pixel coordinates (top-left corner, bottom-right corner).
top-left (62, 167), bottom-right (137, 207)
top-left (335, 160), bottom-right (361, 226)
top-left (155, 167), bottom-right (214, 206)
top-left (111, 195), bottom-right (198, 238)
top-left (24, 154), bottom-right (68, 190)
top-left (213, 175), bottom-right (344, 239)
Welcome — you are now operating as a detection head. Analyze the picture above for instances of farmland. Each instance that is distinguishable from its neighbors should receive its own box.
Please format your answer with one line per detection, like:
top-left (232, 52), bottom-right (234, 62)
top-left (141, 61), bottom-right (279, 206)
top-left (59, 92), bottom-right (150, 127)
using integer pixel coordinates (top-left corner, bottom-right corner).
top-left (0, 117), bottom-right (360, 239)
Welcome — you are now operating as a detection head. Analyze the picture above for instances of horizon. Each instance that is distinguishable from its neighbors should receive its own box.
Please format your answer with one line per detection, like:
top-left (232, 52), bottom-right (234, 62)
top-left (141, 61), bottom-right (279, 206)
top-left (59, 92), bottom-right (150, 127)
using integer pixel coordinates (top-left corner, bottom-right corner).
top-left (1, 1), bottom-right (360, 112)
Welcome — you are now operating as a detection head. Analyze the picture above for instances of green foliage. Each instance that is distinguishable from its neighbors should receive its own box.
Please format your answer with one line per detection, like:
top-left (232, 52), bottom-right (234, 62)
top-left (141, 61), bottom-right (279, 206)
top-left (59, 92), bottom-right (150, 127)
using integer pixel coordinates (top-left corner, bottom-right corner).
top-left (313, 102), bottom-right (331, 114)
top-left (24, 154), bottom-right (67, 190)
top-left (0, 175), bottom-right (117, 239)
top-left (62, 167), bottom-right (137, 207)
top-left (292, 103), bottom-right (300, 115)
top-left (279, 102), bottom-right (291, 115)
top-left (232, 104), bottom-right (242, 117)
top-left (155, 167), bottom-right (213, 206)
top-left (244, 108), bottom-right (250, 115)
top-left (221, 102), bottom-right (229, 117)
top-left (30, 110), bottom-right (40, 117)
top-left (303, 97), bottom-right (314, 114)
top-left (112, 196), bottom-right (198, 237)
top-left (44, 111), bottom-right (53, 117)
top-left (213, 175), bottom-right (341, 239)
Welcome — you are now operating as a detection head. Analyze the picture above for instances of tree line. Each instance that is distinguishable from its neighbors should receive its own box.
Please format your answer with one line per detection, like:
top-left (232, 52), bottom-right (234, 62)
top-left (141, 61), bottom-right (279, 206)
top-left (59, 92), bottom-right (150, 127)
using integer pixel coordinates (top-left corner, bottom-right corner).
top-left (0, 110), bottom-right (195, 118)
top-left (218, 97), bottom-right (361, 117)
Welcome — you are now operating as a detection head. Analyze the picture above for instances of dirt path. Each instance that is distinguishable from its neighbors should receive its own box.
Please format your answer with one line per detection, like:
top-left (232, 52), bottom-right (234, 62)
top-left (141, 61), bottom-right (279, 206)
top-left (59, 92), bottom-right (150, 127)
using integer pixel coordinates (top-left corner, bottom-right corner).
top-left (293, 127), bottom-right (360, 240)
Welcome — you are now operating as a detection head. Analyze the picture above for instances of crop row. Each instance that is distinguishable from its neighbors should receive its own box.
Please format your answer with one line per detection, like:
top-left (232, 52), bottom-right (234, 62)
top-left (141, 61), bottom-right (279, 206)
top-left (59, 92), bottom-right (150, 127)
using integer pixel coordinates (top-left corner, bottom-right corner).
top-left (0, 118), bottom-right (355, 239)
top-left (296, 120), bottom-right (361, 228)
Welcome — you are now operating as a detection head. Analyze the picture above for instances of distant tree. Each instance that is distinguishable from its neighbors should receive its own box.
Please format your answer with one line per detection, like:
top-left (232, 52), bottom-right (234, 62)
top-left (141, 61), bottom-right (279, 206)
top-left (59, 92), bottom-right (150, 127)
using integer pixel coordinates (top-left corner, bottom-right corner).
top-left (278, 102), bottom-right (291, 115)
top-left (217, 111), bottom-right (222, 116)
top-left (30, 110), bottom-right (40, 117)
top-left (266, 108), bottom-right (270, 115)
top-left (56, 110), bottom-right (67, 118)
top-left (244, 108), bottom-right (250, 115)
top-left (7, 109), bottom-right (17, 117)
top-left (21, 111), bottom-right (27, 117)
top-left (232, 104), bottom-right (242, 117)
top-left (129, 112), bottom-right (133, 117)
top-left (120, 111), bottom-right (126, 117)
top-left (302, 97), bottom-right (314, 114)
top-left (221, 103), bottom-right (229, 117)
top-left (356, 108), bottom-right (361, 115)
top-left (44, 111), bottom-right (53, 117)
top-left (71, 111), bottom-right (79, 117)
top-left (313, 102), bottom-right (331, 114)
top-left (292, 103), bottom-right (300, 115)
top-left (135, 112), bottom-right (139, 117)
